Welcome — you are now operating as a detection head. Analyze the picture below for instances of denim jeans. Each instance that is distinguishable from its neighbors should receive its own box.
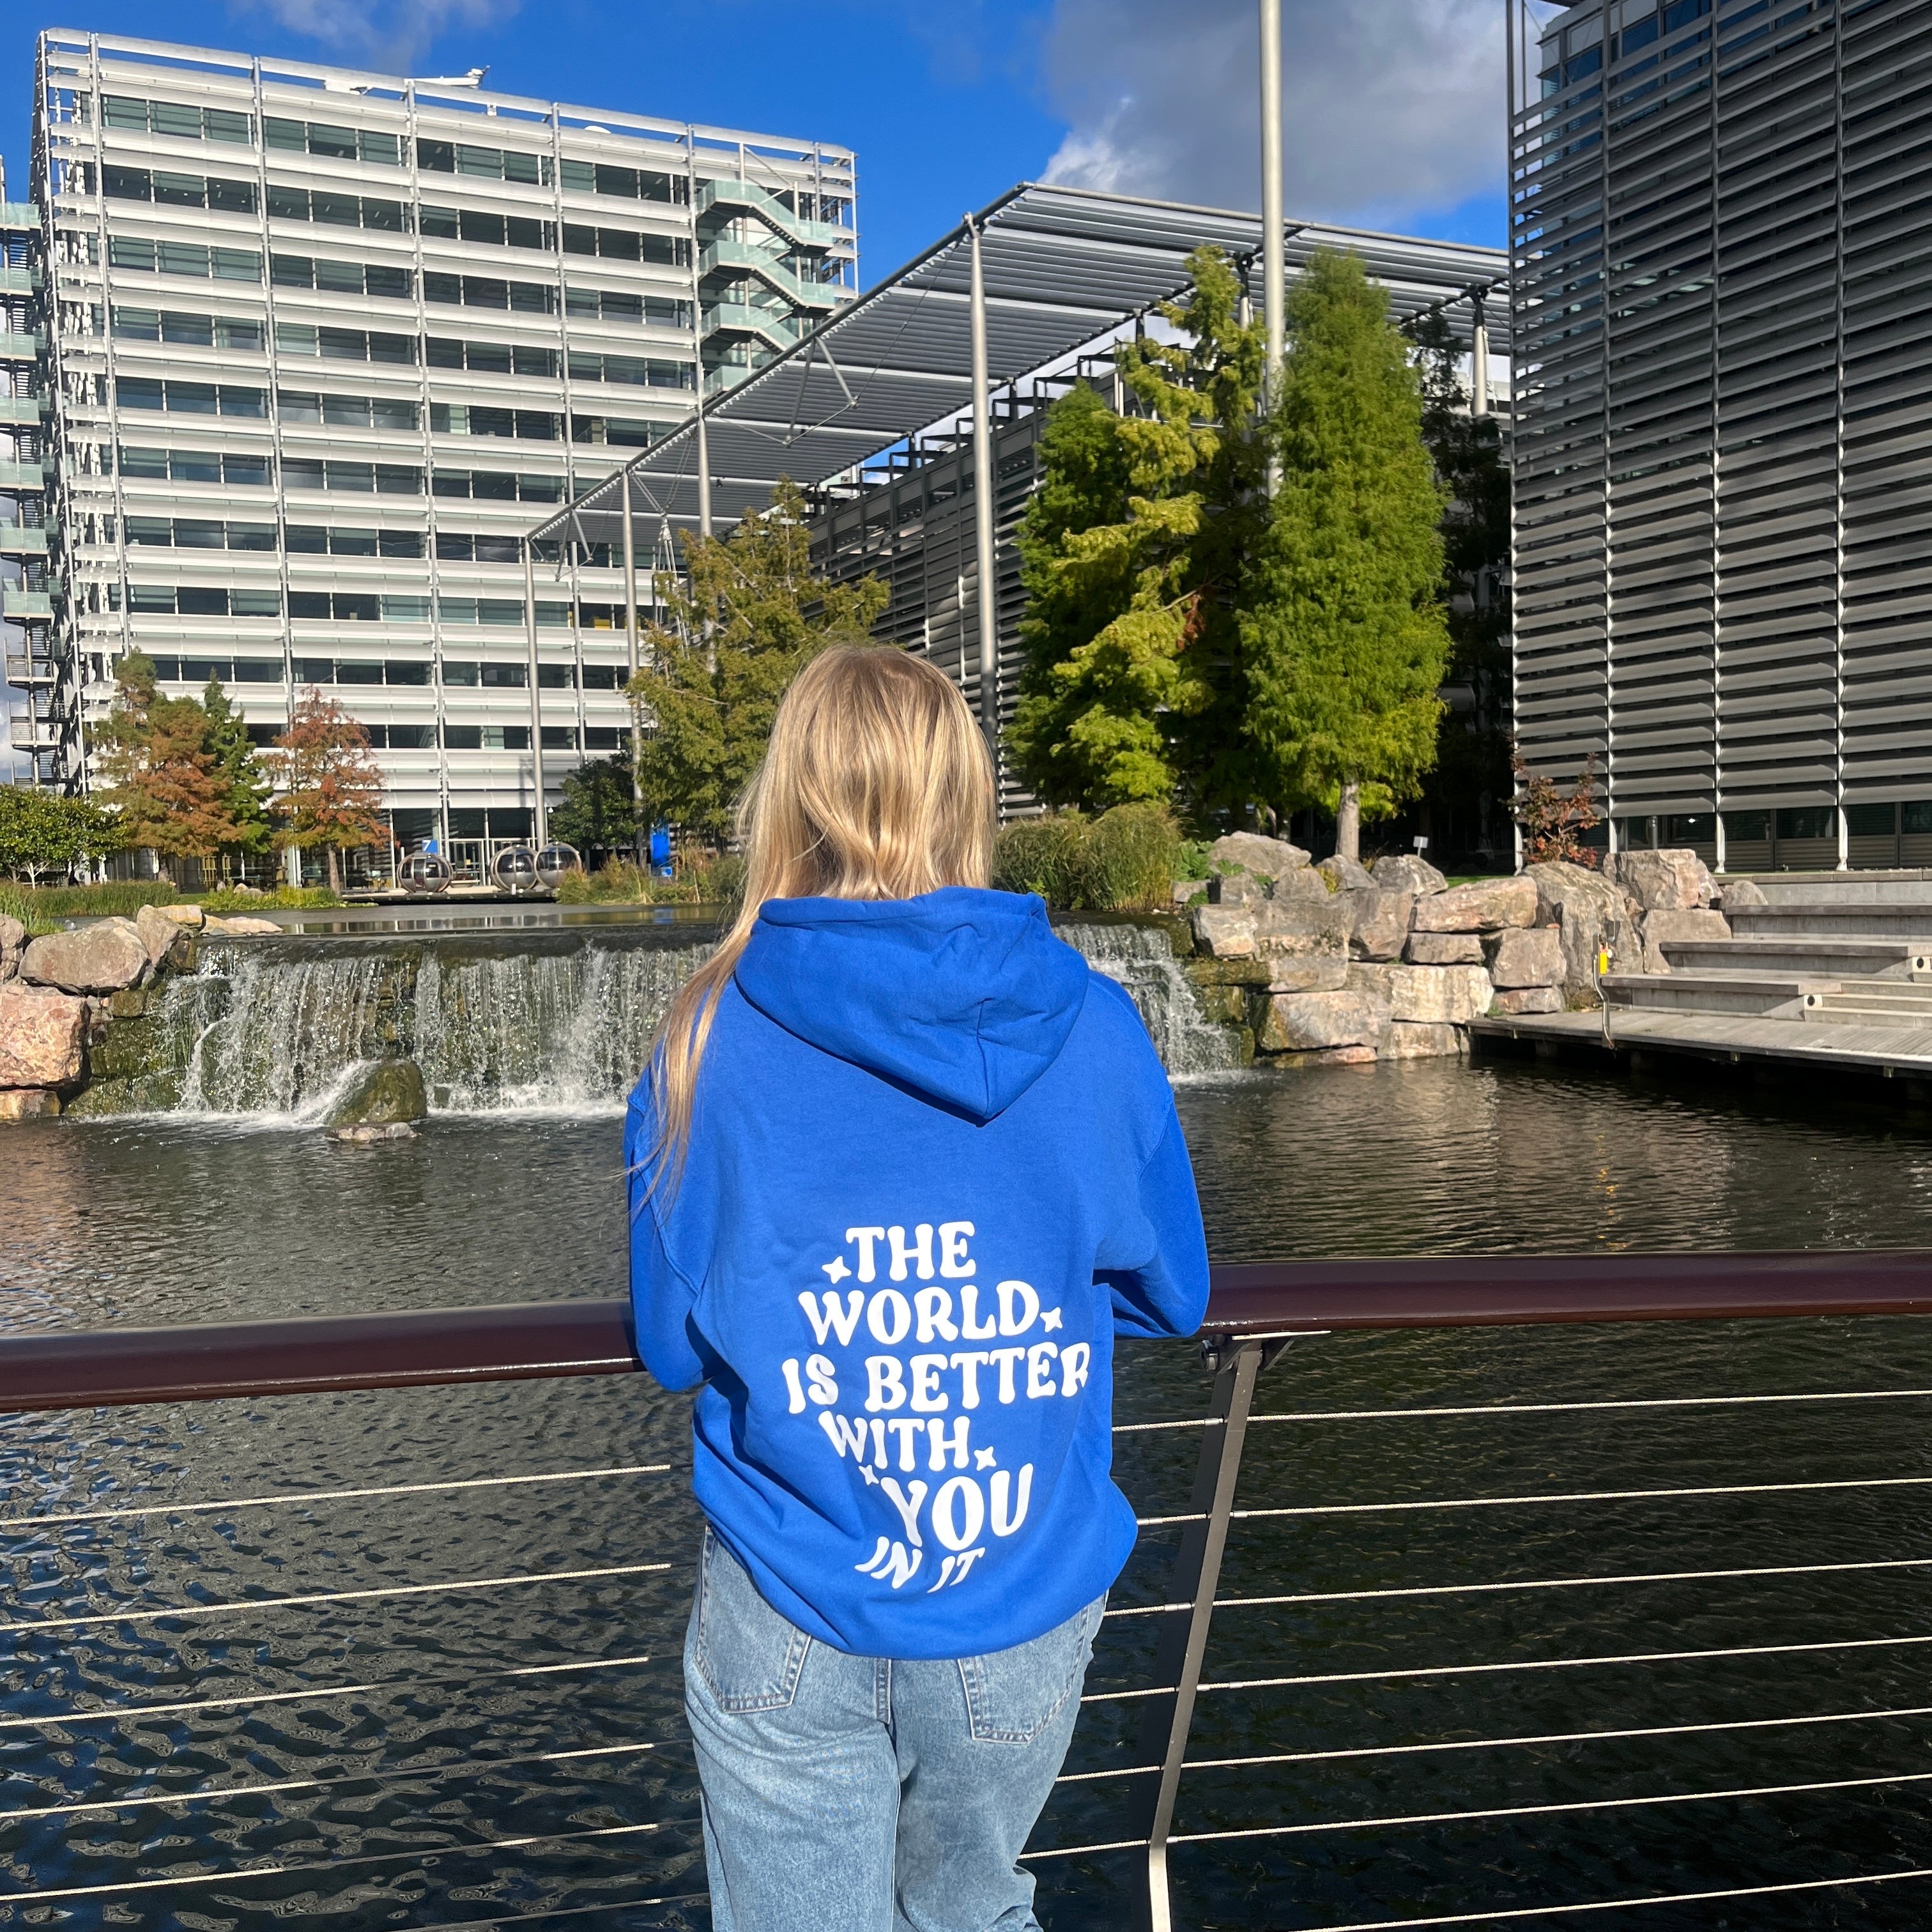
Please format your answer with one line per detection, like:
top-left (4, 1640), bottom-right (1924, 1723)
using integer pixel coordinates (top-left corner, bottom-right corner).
top-left (684, 1526), bottom-right (1103, 1932)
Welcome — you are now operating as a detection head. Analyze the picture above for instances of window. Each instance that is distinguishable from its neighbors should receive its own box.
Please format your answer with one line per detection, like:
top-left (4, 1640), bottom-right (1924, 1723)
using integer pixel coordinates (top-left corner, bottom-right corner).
top-left (276, 390), bottom-right (420, 431)
top-left (107, 236), bottom-right (262, 282)
top-left (424, 337), bottom-right (560, 378)
top-left (561, 224), bottom-right (690, 266)
top-left (436, 597), bottom-right (528, 628)
top-left (270, 255), bottom-right (414, 300)
top-left (537, 663), bottom-right (575, 688)
top-left (335, 656), bottom-right (383, 678)
top-left (385, 662), bottom-right (433, 686)
top-left (268, 184), bottom-right (415, 233)
top-left (1775, 808), bottom-right (1836, 841)
top-left (102, 96), bottom-right (254, 144)
top-left (568, 349), bottom-right (695, 390)
top-left (421, 272), bottom-right (558, 314)
top-left (540, 726), bottom-right (579, 751)
top-left (415, 138), bottom-right (551, 185)
top-left (571, 415), bottom-right (661, 448)
top-left (114, 515), bottom-right (279, 552)
top-left (376, 723), bottom-right (438, 749)
top-left (383, 595), bottom-right (431, 622)
top-left (565, 287), bottom-right (692, 329)
top-left (263, 117), bottom-right (404, 165)
top-left (281, 459), bottom-right (424, 496)
top-left (583, 727), bottom-right (624, 752)
top-left (273, 322), bottom-right (417, 365)
top-left (123, 586), bottom-right (280, 618)
top-left (281, 525), bottom-right (425, 559)
top-left (116, 378), bottom-right (266, 417)
top-left (580, 664), bottom-right (622, 690)
top-left (420, 204), bottom-right (558, 251)
top-left (430, 470), bottom-right (565, 503)
top-left (112, 307), bottom-right (264, 353)
top-left (435, 532), bottom-right (525, 564)
top-left (559, 158), bottom-right (683, 204)
top-left (431, 403), bottom-right (562, 441)
top-left (102, 165), bottom-right (257, 213)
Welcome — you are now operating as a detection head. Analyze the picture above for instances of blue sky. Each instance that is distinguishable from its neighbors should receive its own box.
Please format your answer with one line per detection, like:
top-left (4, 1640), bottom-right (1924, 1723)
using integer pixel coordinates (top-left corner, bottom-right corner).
top-left (3, 1), bottom-right (1506, 282)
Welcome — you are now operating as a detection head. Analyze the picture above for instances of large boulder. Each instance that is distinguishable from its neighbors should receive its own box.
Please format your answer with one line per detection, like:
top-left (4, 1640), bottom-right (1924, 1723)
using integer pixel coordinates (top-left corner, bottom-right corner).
top-left (1641, 907), bottom-right (1732, 973)
top-left (1406, 931), bottom-right (1485, 965)
top-left (0, 912), bottom-right (24, 983)
top-left (1209, 832), bottom-right (1310, 905)
top-left (1492, 986), bottom-right (1564, 1015)
top-left (1526, 861), bottom-right (1640, 1004)
top-left (1346, 962), bottom-right (1494, 1025)
top-left (1254, 894), bottom-right (1350, 992)
top-left (0, 984), bottom-right (88, 1089)
top-left (1192, 904), bottom-right (1258, 959)
top-left (133, 901), bottom-right (187, 974)
top-left (1348, 889), bottom-right (1414, 962)
top-left (204, 915), bottom-right (283, 937)
top-left (326, 1057), bottom-right (428, 1128)
top-left (20, 918), bottom-right (150, 995)
top-left (1720, 877), bottom-right (1768, 911)
top-left (1315, 854), bottom-right (1376, 892)
top-left (0, 1087), bottom-right (61, 1121)
top-left (1257, 989), bottom-right (1392, 1053)
top-left (158, 902), bottom-right (206, 930)
top-left (1384, 1021), bottom-right (1467, 1059)
top-left (1410, 875), bottom-right (1540, 934)
top-left (1371, 854), bottom-right (1448, 896)
top-left (1611, 848), bottom-right (1717, 911)
top-left (1485, 926), bottom-right (1566, 989)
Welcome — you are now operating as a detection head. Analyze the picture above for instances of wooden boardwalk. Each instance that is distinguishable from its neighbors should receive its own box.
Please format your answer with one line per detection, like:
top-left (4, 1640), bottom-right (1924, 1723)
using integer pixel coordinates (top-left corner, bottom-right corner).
top-left (1471, 1007), bottom-right (1932, 1083)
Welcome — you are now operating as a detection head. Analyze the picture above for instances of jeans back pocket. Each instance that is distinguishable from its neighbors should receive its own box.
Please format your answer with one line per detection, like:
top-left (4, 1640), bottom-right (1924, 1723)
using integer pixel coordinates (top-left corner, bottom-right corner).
top-left (691, 1528), bottom-right (813, 1714)
top-left (956, 1593), bottom-right (1105, 1744)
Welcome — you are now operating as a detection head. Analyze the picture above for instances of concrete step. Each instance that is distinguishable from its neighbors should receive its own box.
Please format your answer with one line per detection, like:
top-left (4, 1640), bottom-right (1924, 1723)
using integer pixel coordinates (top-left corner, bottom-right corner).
top-left (1603, 971), bottom-right (1837, 1018)
top-left (1661, 937), bottom-right (1932, 979)
top-left (1731, 903), bottom-right (1932, 940)
top-left (1735, 870), bottom-right (1932, 907)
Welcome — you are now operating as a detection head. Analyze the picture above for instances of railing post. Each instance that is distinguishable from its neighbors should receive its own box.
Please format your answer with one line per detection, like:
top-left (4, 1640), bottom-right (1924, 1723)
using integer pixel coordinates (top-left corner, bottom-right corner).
top-left (1131, 1334), bottom-right (1285, 1932)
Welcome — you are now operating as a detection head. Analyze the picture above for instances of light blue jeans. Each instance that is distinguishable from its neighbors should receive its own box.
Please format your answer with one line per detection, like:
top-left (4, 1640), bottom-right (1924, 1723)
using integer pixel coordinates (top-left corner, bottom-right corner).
top-left (684, 1527), bottom-right (1103, 1932)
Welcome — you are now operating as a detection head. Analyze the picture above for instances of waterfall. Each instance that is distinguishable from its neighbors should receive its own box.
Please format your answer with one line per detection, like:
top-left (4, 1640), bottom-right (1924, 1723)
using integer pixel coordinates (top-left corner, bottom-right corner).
top-left (1055, 919), bottom-right (1245, 1075)
top-left (106, 914), bottom-right (1236, 1121)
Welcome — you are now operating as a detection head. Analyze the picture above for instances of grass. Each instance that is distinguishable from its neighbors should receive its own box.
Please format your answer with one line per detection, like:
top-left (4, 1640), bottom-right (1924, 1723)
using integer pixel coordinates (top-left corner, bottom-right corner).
top-left (0, 880), bottom-right (180, 933)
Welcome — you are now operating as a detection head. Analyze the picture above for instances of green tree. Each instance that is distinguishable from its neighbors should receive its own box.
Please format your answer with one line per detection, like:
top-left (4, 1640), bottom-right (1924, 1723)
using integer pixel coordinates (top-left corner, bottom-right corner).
top-left (1243, 250), bottom-right (1452, 859)
top-left (201, 677), bottom-right (273, 863)
top-left (551, 751), bottom-right (647, 861)
top-left (628, 479), bottom-right (887, 842)
top-left (1007, 247), bottom-right (1266, 813)
top-left (0, 786), bottom-right (122, 883)
top-left (93, 651), bottom-right (240, 869)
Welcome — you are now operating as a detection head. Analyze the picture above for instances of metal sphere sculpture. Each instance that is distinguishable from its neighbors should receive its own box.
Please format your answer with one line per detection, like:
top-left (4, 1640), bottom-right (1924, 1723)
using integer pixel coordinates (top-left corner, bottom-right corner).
top-left (398, 852), bottom-right (452, 895)
top-left (535, 843), bottom-right (581, 889)
top-left (493, 846), bottom-right (539, 894)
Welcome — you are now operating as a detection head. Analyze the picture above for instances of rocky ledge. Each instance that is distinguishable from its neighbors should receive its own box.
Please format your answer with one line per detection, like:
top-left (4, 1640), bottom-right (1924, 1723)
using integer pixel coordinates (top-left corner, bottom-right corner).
top-left (1183, 836), bottom-right (1728, 1067)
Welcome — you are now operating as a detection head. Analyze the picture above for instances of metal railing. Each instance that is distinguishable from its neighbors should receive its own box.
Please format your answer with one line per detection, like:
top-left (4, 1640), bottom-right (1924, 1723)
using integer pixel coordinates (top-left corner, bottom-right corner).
top-left (9, 1250), bottom-right (1932, 1929)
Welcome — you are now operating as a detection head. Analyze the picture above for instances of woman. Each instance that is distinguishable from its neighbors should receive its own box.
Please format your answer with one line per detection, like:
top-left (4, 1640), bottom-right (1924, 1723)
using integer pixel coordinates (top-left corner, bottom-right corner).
top-left (625, 646), bottom-right (1209, 1932)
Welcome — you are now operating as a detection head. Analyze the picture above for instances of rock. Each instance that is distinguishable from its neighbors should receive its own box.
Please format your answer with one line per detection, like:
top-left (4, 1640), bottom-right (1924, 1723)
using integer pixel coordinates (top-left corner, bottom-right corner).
top-left (1316, 854), bottom-right (1376, 892)
top-left (1271, 864), bottom-right (1340, 902)
top-left (1641, 907), bottom-right (1732, 973)
top-left (1184, 954), bottom-right (1272, 988)
top-left (1170, 879), bottom-right (1206, 909)
top-left (1346, 962), bottom-right (1494, 1025)
top-left (1370, 854), bottom-right (1448, 896)
top-left (1271, 1045), bottom-right (1380, 1068)
top-left (1611, 848), bottom-right (1717, 911)
top-left (1209, 831), bottom-right (1311, 886)
top-left (158, 903), bottom-right (206, 928)
top-left (1406, 931), bottom-right (1485, 965)
top-left (62, 1069), bottom-right (185, 1117)
top-left (133, 901), bottom-right (186, 974)
top-left (204, 915), bottom-right (283, 937)
top-left (330, 1121), bottom-right (420, 1144)
top-left (0, 1087), bottom-right (61, 1121)
top-left (0, 984), bottom-right (88, 1087)
top-left (326, 1057), bottom-right (428, 1128)
top-left (1348, 889), bottom-right (1414, 962)
top-left (1720, 877), bottom-right (1768, 910)
top-left (1485, 926), bottom-right (1567, 989)
top-left (0, 912), bottom-right (24, 982)
top-left (1192, 904), bottom-right (1258, 959)
top-left (1409, 875), bottom-right (1540, 933)
top-left (1257, 989), bottom-right (1392, 1052)
top-left (107, 988), bottom-right (149, 1019)
top-left (20, 918), bottom-right (150, 994)
top-left (1491, 986), bottom-right (1565, 1015)
top-left (1526, 861), bottom-right (1640, 1004)
top-left (1254, 895), bottom-right (1350, 992)
top-left (1383, 1021), bottom-right (1468, 1059)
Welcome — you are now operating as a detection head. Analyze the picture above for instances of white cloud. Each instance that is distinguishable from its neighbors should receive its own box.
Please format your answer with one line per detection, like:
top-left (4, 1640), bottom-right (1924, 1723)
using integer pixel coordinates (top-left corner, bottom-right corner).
top-left (227, 0), bottom-right (523, 74)
top-left (1039, 0), bottom-right (1503, 231)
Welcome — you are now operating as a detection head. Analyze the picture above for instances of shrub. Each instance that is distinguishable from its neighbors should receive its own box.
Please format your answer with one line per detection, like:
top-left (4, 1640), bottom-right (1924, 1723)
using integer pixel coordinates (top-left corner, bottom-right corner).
top-left (0, 880), bottom-right (178, 926)
top-left (992, 804), bottom-right (1184, 910)
top-left (199, 885), bottom-right (339, 913)
top-left (1512, 749), bottom-right (1602, 868)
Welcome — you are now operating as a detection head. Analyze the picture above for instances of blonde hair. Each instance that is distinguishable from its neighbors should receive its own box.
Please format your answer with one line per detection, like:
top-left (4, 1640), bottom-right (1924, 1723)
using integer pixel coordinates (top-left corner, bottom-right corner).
top-left (645, 645), bottom-right (995, 1193)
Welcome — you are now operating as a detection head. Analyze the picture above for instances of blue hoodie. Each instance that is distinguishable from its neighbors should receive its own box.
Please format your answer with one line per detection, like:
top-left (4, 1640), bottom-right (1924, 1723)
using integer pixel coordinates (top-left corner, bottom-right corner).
top-left (624, 887), bottom-right (1209, 1660)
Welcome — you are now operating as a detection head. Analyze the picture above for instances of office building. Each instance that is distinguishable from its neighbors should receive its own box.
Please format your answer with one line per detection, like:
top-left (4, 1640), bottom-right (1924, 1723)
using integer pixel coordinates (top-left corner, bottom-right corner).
top-left (10, 29), bottom-right (855, 860)
top-left (1508, 0), bottom-right (1932, 870)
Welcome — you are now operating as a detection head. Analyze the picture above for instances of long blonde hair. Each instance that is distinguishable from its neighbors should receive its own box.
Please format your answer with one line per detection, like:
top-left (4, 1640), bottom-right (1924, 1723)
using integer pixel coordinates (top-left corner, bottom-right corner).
top-left (645, 645), bottom-right (996, 1192)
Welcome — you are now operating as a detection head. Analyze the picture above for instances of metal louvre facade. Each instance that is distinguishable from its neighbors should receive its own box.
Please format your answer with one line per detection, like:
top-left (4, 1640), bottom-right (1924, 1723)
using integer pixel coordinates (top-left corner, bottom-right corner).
top-left (1509, 0), bottom-right (1932, 867)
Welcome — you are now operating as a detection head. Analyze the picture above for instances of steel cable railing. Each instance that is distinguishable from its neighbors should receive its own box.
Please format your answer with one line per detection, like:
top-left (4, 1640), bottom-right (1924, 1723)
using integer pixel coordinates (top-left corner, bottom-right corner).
top-left (12, 1252), bottom-right (1932, 1929)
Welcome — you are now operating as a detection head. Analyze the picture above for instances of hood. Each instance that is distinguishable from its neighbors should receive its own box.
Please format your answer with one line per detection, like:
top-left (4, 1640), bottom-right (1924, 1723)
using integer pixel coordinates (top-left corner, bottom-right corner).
top-left (732, 887), bottom-right (1091, 1122)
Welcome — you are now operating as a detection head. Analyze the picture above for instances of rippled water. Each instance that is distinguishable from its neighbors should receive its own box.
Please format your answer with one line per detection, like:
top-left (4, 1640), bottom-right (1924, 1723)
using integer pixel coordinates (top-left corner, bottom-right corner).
top-left (8, 1061), bottom-right (1932, 1928)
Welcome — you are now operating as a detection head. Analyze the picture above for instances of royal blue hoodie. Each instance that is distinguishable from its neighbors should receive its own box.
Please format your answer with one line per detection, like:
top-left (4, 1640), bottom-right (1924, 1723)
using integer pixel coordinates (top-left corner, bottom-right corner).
top-left (624, 886), bottom-right (1209, 1660)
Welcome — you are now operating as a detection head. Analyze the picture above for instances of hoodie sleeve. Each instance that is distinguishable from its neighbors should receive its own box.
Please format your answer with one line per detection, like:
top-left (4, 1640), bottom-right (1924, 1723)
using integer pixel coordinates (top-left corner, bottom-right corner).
top-left (1098, 1095), bottom-right (1212, 1341)
top-left (624, 1091), bottom-right (707, 1393)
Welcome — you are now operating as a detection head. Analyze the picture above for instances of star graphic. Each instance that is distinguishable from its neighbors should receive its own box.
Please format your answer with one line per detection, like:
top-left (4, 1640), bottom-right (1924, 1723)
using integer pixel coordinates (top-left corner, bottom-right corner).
top-left (974, 1446), bottom-right (997, 1469)
top-left (822, 1255), bottom-right (852, 1283)
top-left (859, 1463), bottom-right (880, 1485)
top-left (1041, 1307), bottom-right (1064, 1332)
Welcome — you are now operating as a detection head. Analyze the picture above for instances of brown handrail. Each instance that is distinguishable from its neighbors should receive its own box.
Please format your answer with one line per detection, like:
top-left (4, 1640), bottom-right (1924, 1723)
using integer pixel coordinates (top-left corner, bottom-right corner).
top-left (6, 1251), bottom-right (1932, 1413)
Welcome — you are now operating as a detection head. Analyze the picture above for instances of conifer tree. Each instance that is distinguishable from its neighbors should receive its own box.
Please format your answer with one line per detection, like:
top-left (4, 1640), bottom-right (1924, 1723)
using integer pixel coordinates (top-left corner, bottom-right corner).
top-left (201, 677), bottom-right (273, 865)
top-left (271, 687), bottom-right (385, 893)
top-left (1008, 247), bottom-right (1265, 812)
top-left (1243, 250), bottom-right (1451, 859)
top-left (627, 479), bottom-right (887, 843)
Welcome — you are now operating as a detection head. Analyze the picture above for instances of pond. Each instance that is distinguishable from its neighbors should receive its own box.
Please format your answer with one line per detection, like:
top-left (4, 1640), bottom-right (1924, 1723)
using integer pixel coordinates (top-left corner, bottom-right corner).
top-left (6, 1059), bottom-right (1932, 1928)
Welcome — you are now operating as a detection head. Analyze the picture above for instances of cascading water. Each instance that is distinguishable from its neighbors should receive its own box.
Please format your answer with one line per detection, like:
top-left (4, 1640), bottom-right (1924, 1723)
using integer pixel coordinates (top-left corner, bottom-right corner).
top-left (1055, 919), bottom-right (1245, 1075)
top-left (103, 914), bottom-right (1236, 1121)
